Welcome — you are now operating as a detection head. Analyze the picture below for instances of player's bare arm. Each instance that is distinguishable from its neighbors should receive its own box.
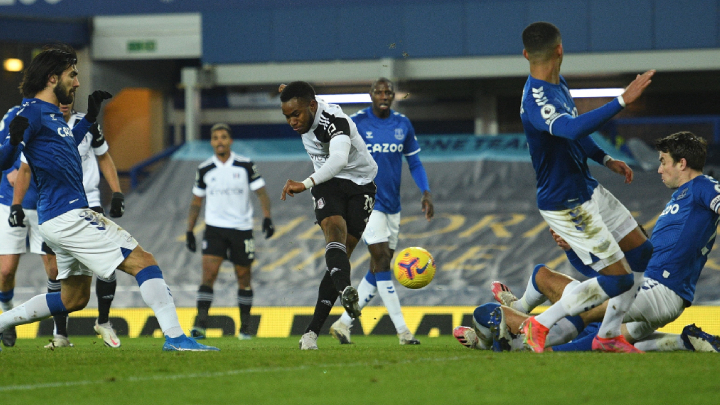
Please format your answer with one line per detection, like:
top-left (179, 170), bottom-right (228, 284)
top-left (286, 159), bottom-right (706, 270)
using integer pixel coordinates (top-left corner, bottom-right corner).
top-left (421, 190), bottom-right (434, 221)
top-left (281, 179), bottom-right (307, 200)
top-left (187, 195), bottom-right (203, 232)
top-left (604, 157), bottom-right (633, 184)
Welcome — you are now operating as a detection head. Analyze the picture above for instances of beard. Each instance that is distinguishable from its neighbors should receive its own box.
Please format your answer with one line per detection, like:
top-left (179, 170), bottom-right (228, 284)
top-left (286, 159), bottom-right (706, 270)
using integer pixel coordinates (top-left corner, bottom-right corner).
top-left (54, 82), bottom-right (75, 105)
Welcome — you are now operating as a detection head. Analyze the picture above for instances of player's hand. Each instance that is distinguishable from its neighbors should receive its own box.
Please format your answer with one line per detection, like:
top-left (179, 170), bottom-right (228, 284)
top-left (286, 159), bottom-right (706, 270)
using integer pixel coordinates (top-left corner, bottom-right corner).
top-left (89, 122), bottom-right (105, 147)
top-left (85, 90), bottom-right (113, 123)
top-left (5, 169), bottom-right (18, 187)
top-left (262, 217), bottom-right (275, 239)
top-left (9, 115), bottom-right (29, 146)
top-left (421, 191), bottom-right (434, 221)
top-left (8, 204), bottom-right (25, 227)
top-left (605, 158), bottom-right (633, 184)
top-left (186, 231), bottom-right (196, 252)
top-left (109, 192), bottom-right (125, 217)
top-left (281, 179), bottom-right (306, 200)
top-left (620, 70), bottom-right (655, 106)
top-left (278, 84), bottom-right (287, 93)
top-left (549, 228), bottom-right (571, 251)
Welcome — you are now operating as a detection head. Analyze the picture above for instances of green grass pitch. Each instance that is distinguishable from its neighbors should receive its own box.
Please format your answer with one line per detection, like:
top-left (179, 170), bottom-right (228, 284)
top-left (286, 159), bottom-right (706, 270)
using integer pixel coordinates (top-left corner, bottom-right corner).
top-left (1, 335), bottom-right (718, 405)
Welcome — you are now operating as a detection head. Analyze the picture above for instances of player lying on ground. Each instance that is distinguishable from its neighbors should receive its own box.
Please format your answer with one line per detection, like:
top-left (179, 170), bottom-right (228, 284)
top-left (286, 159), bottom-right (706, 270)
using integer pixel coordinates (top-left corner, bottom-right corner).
top-left (454, 131), bottom-right (720, 352)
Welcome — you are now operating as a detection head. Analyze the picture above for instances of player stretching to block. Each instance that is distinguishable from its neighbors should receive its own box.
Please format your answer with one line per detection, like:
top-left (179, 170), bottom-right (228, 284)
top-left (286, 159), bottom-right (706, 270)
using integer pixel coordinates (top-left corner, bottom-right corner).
top-left (519, 21), bottom-right (654, 352)
top-left (479, 132), bottom-right (720, 352)
top-left (0, 45), bottom-right (217, 351)
top-left (13, 99), bottom-right (125, 348)
top-left (279, 81), bottom-right (377, 350)
top-left (330, 78), bottom-right (432, 345)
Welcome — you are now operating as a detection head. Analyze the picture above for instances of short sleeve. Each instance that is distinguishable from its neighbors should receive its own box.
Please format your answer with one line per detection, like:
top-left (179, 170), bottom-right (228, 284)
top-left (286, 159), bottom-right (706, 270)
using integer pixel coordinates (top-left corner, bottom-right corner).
top-left (248, 162), bottom-right (266, 191)
top-left (403, 119), bottom-right (421, 157)
top-left (192, 167), bottom-right (207, 197)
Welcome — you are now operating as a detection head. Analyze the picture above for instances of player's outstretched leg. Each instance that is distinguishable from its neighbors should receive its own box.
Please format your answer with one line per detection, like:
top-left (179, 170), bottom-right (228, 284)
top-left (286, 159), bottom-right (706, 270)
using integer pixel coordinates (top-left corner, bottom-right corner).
top-left (302, 269), bottom-right (339, 350)
top-left (94, 272), bottom-right (121, 348)
top-left (331, 270), bottom-right (379, 344)
top-left (133, 265), bottom-right (218, 352)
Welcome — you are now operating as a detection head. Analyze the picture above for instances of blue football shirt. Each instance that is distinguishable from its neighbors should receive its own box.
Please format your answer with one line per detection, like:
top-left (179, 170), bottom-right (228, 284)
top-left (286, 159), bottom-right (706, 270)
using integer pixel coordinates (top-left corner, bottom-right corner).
top-left (16, 98), bottom-right (91, 223)
top-left (351, 107), bottom-right (421, 214)
top-left (644, 175), bottom-right (720, 304)
top-left (521, 75), bottom-right (601, 210)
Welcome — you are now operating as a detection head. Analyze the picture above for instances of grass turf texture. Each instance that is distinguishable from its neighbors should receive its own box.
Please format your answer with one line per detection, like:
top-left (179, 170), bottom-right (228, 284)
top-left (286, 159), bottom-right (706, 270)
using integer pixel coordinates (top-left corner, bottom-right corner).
top-left (1, 335), bottom-right (718, 405)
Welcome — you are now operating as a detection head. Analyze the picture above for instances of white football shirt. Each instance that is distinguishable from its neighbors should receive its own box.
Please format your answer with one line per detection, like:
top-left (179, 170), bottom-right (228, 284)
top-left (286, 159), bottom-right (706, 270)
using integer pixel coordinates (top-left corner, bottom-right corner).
top-left (192, 151), bottom-right (265, 230)
top-left (67, 112), bottom-right (108, 207)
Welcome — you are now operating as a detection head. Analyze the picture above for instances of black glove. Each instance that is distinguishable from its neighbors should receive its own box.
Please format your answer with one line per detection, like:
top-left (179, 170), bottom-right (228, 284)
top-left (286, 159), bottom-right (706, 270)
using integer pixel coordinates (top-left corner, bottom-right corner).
top-left (109, 192), bottom-right (124, 218)
top-left (186, 231), bottom-right (196, 252)
top-left (8, 204), bottom-right (25, 227)
top-left (89, 123), bottom-right (106, 147)
top-left (9, 116), bottom-right (29, 146)
top-left (262, 217), bottom-right (274, 239)
top-left (85, 90), bottom-right (113, 123)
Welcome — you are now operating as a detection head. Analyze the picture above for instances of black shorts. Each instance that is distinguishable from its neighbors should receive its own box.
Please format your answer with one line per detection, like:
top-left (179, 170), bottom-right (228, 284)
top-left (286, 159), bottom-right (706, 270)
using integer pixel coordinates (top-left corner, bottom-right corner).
top-left (41, 206), bottom-right (107, 255)
top-left (311, 177), bottom-right (376, 240)
top-left (202, 225), bottom-right (255, 266)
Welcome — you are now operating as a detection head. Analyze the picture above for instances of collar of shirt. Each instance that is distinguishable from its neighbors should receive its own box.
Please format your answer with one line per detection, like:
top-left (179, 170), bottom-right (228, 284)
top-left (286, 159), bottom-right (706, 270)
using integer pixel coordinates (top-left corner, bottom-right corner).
top-left (212, 151), bottom-right (236, 167)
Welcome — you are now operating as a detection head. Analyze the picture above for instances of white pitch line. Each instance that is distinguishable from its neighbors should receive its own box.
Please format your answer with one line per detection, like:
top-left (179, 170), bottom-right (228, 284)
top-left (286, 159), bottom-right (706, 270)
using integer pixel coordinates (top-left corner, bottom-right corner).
top-left (0, 355), bottom-right (468, 392)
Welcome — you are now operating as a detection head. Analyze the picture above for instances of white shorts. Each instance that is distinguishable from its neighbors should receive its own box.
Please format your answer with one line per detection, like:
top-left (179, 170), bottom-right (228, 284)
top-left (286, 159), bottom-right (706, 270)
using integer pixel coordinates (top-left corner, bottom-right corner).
top-left (623, 278), bottom-right (685, 340)
top-left (540, 185), bottom-right (636, 270)
top-left (0, 204), bottom-right (45, 255)
top-left (39, 208), bottom-right (138, 280)
top-left (362, 211), bottom-right (401, 250)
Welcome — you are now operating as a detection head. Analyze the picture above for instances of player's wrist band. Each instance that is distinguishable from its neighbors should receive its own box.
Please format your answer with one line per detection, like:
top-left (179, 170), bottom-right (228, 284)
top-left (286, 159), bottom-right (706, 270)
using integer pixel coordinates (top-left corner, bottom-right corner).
top-left (302, 177), bottom-right (315, 189)
top-left (603, 155), bottom-right (614, 165)
top-left (616, 95), bottom-right (626, 108)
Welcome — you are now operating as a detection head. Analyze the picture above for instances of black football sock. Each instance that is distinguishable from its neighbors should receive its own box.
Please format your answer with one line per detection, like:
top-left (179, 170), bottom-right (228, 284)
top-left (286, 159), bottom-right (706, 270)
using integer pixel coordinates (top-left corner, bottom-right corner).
top-left (95, 273), bottom-right (117, 324)
top-left (305, 270), bottom-right (339, 335)
top-left (238, 288), bottom-right (253, 335)
top-left (194, 285), bottom-right (213, 329)
top-left (325, 242), bottom-right (351, 293)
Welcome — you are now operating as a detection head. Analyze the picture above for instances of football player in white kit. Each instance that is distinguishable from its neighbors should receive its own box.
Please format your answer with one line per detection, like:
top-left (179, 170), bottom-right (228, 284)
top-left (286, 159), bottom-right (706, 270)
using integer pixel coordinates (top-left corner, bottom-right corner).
top-left (279, 81), bottom-right (378, 350)
top-left (0, 44), bottom-right (217, 351)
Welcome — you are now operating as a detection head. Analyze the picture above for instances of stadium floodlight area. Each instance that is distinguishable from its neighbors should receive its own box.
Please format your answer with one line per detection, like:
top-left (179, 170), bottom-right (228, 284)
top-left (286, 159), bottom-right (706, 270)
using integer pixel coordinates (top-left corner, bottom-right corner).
top-left (569, 88), bottom-right (624, 98)
top-left (317, 93), bottom-right (371, 104)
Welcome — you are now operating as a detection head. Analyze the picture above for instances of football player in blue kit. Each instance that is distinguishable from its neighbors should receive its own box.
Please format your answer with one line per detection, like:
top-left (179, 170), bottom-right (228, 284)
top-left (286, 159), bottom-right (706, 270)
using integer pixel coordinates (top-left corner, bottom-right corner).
top-left (519, 21), bottom-right (655, 352)
top-left (330, 78), bottom-right (432, 345)
top-left (0, 45), bottom-right (217, 351)
top-left (461, 132), bottom-right (720, 353)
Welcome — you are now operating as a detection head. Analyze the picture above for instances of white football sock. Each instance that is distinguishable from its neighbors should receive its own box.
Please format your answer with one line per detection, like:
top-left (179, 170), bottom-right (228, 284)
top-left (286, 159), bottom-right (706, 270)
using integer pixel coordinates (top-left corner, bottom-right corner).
top-left (376, 278), bottom-right (408, 334)
top-left (339, 276), bottom-right (377, 327)
top-left (139, 278), bottom-right (183, 338)
top-left (518, 274), bottom-right (547, 313)
top-left (597, 274), bottom-right (641, 339)
top-left (545, 317), bottom-right (580, 347)
top-left (633, 332), bottom-right (687, 351)
top-left (0, 294), bottom-right (52, 331)
top-left (536, 278), bottom-right (610, 328)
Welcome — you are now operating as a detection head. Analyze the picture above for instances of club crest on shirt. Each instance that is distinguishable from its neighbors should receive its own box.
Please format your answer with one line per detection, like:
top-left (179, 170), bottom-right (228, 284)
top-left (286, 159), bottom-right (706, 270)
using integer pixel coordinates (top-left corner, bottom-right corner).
top-left (394, 128), bottom-right (404, 140)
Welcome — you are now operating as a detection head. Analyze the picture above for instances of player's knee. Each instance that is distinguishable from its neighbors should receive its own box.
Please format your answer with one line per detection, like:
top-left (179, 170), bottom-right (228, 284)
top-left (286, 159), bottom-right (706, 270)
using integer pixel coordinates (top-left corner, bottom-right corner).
top-left (624, 239), bottom-right (653, 273)
top-left (370, 250), bottom-right (392, 273)
top-left (596, 273), bottom-right (634, 297)
top-left (64, 293), bottom-right (91, 312)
